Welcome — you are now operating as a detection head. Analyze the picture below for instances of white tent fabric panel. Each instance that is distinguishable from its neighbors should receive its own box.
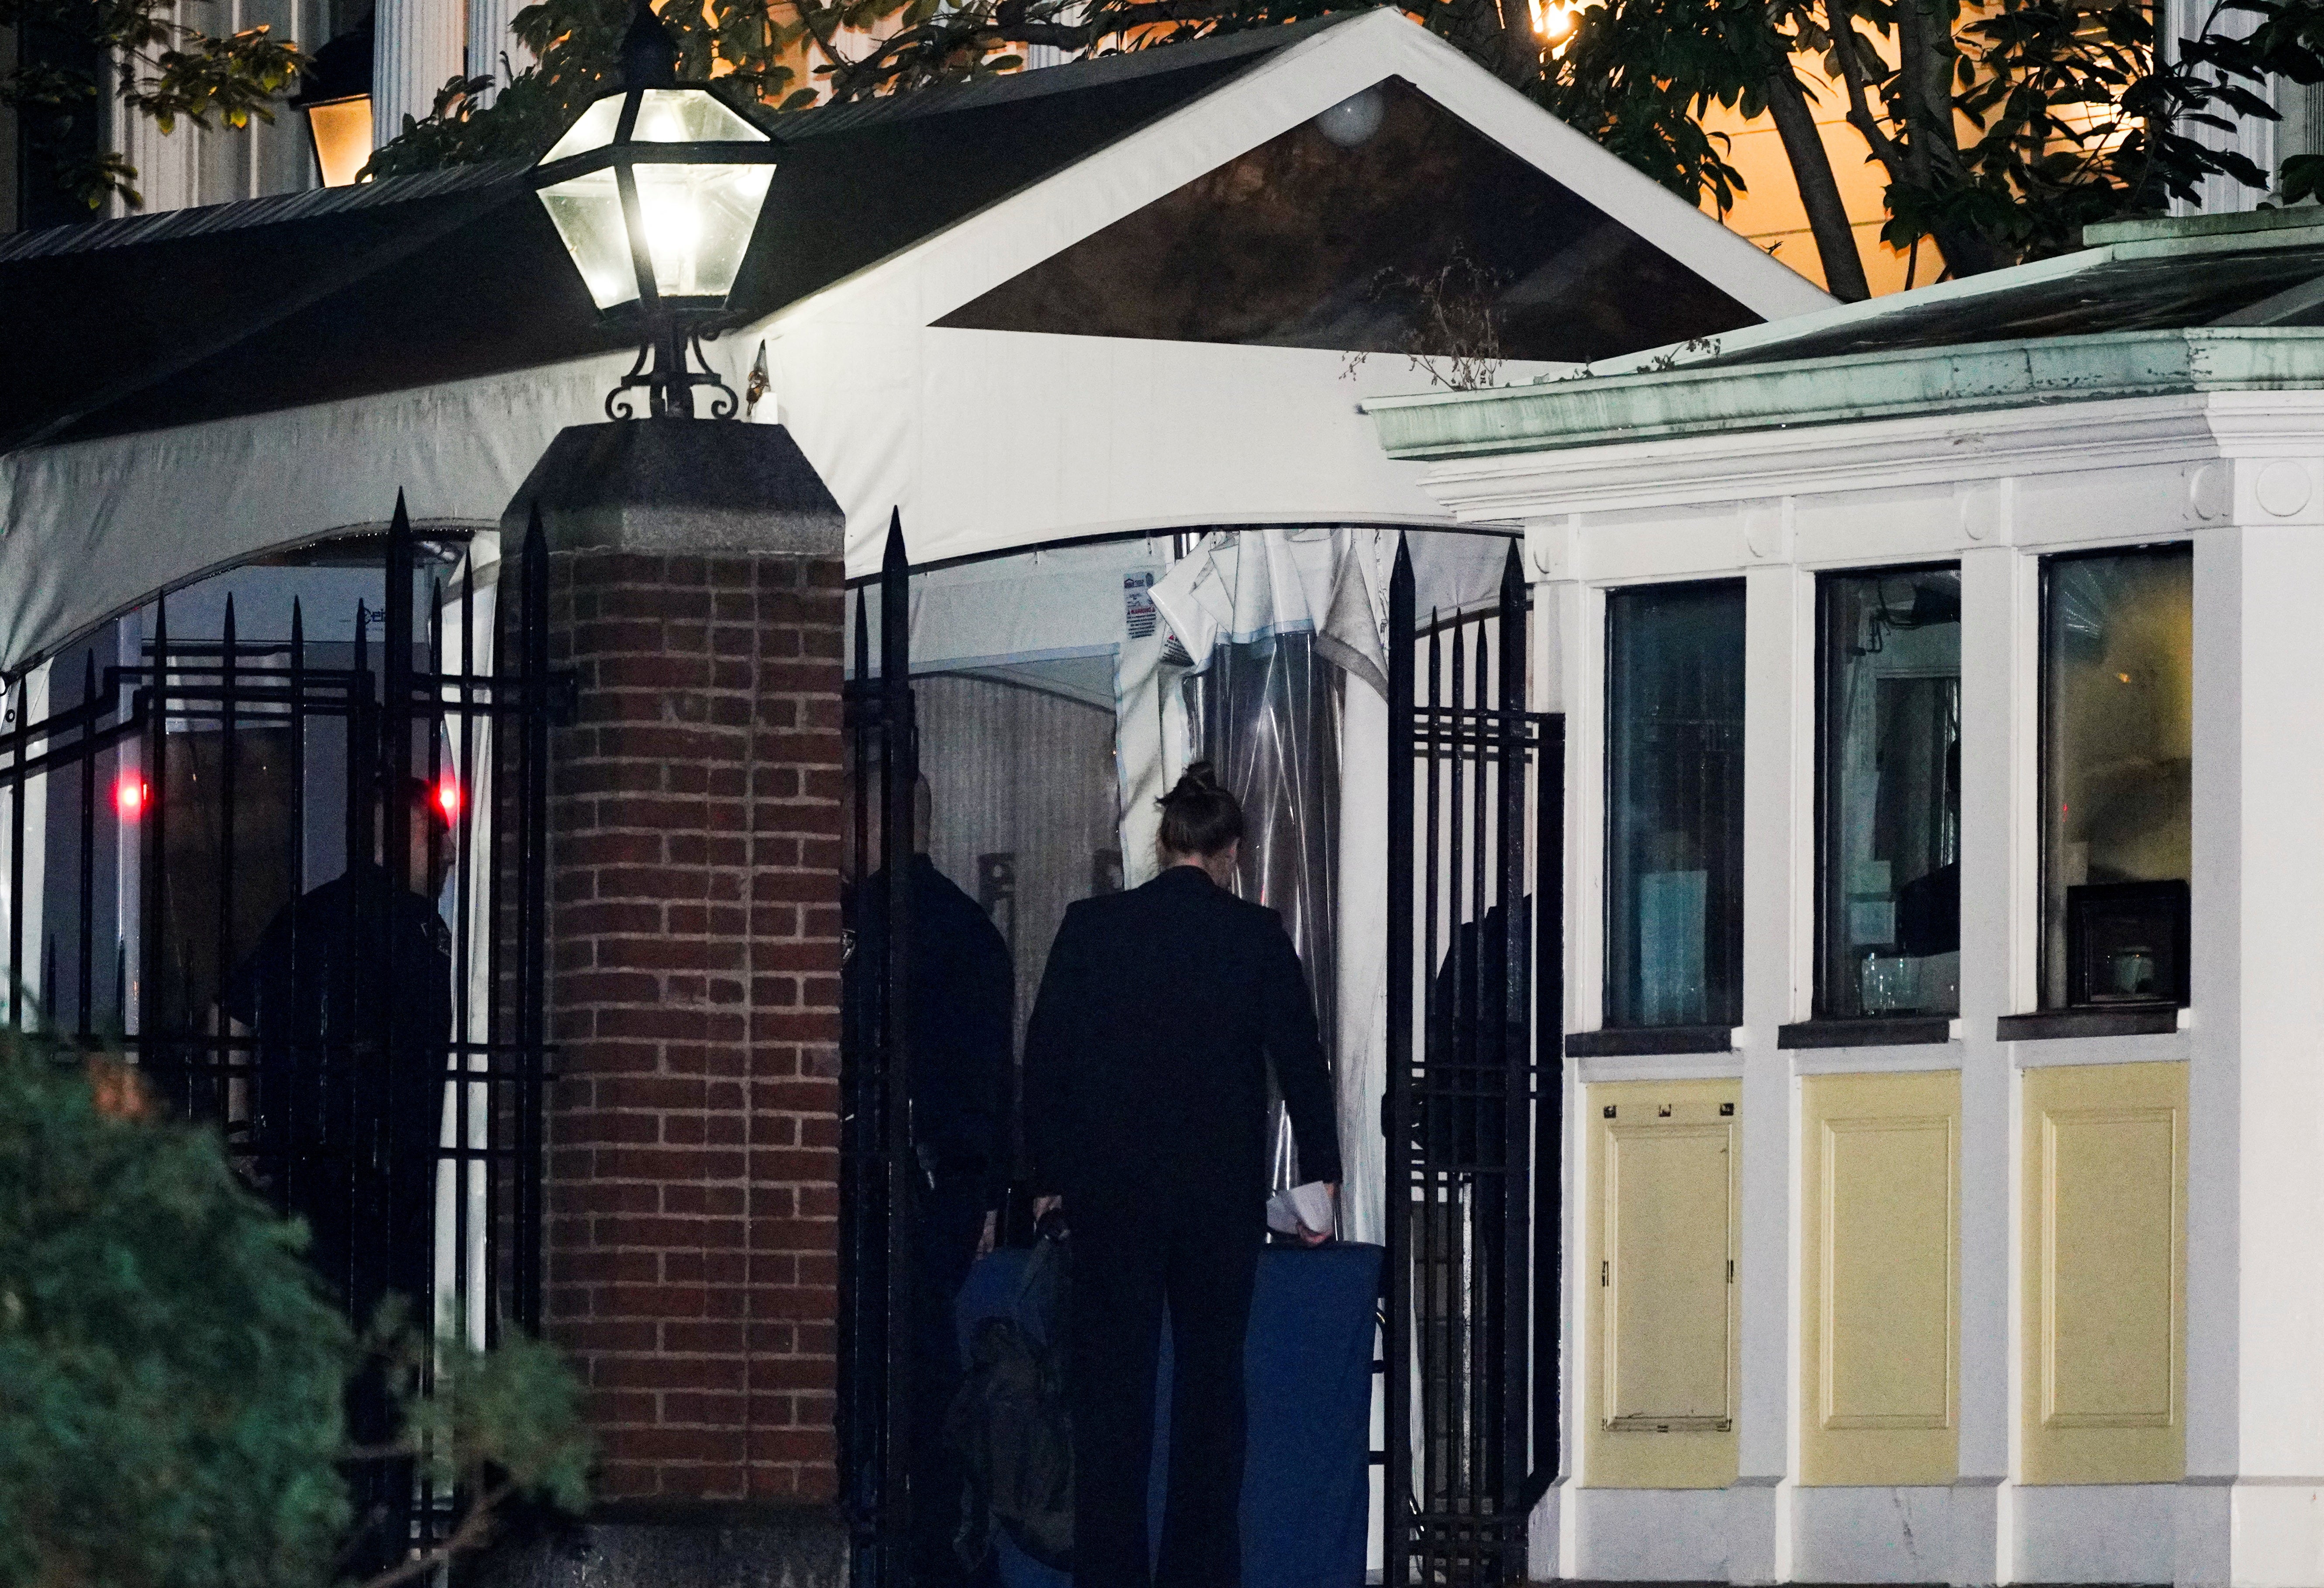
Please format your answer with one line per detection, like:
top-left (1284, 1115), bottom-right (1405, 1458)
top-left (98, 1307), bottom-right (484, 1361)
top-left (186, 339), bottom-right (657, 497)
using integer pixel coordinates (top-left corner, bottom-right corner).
top-left (0, 355), bottom-right (621, 670)
top-left (1337, 673), bottom-right (1389, 1245)
top-left (1150, 526), bottom-right (1346, 670)
top-left (856, 535), bottom-right (1174, 674)
top-left (862, 522), bottom-right (1513, 679)
top-left (757, 325), bottom-right (1543, 578)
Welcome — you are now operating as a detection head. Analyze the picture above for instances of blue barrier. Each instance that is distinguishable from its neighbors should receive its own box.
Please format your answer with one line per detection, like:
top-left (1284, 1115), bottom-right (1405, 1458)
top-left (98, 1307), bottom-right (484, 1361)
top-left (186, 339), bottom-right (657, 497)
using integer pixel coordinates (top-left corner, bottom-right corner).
top-left (954, 1239), bottom-right (1383, 1588)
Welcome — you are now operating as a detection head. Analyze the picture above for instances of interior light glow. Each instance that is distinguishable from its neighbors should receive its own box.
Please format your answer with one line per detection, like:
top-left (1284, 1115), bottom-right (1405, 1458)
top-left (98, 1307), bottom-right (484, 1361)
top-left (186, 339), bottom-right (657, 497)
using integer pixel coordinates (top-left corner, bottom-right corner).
top-left (115, 776), bottom-right (149, 818)
top-left (641, 184), bottom-right (703, 276)
top-left (305, 94), bottom-right (375, 188)
top-left (1527, 0), bottom-right (1577, 43)
top-left (436, 775), bottom-right (463, 824)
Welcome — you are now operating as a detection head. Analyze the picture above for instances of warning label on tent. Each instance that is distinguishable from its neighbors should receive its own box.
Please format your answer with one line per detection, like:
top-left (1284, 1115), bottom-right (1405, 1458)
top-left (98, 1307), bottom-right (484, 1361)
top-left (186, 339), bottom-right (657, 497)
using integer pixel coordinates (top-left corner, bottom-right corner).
top-left (1124, 572), bottom-right (1158, 639)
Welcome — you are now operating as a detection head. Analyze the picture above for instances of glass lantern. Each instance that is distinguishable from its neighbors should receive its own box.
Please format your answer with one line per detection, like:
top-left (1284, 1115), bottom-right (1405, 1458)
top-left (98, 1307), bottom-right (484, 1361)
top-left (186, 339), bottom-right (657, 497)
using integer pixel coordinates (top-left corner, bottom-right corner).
top-left (531, 5), bottom-right (780, 417)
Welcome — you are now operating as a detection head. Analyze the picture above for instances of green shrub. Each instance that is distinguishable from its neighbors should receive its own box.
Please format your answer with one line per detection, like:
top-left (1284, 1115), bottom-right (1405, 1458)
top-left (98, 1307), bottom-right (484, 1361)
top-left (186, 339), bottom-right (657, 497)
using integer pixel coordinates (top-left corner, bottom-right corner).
top-left (0, 1036), bottom-right (589, 1588)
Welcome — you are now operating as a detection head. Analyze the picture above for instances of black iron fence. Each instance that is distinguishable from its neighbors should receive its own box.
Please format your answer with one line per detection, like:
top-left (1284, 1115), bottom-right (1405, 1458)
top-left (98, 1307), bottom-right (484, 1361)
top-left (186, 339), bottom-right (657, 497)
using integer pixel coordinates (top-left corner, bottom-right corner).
top-left (1385, 538), bottom-right (1565, 1585)
top-left (838, 515), bottom-right (917, 1588)
top-left (0, 497), bottom-right (561, 1553)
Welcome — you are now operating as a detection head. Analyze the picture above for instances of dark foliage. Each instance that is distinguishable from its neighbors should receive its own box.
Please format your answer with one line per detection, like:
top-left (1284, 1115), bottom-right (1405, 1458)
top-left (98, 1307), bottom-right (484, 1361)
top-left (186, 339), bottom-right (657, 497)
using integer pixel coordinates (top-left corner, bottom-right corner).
top-left (0, 1034), bottom-right (591, 1588)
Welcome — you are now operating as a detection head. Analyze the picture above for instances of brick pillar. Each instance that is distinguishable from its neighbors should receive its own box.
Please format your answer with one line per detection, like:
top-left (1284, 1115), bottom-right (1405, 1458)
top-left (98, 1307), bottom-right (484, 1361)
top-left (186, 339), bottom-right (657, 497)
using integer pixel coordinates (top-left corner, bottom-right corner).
top-left (545, 543), bottom-right (844, 1501)
top-left (489, 420), bottom-right (851, 1585)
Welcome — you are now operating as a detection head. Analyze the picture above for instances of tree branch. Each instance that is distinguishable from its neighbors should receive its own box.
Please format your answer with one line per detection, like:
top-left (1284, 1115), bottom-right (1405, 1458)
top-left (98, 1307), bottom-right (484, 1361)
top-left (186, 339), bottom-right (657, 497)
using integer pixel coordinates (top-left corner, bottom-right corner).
top-left (1828, 0), bottom-right (1909, 183)
top-left (1764, 66), bottom-right (1872, 299)
top-left (352, 1479), bottom-right (517, 1588)
top-left (1894, 0), bottom-right (1940, 186)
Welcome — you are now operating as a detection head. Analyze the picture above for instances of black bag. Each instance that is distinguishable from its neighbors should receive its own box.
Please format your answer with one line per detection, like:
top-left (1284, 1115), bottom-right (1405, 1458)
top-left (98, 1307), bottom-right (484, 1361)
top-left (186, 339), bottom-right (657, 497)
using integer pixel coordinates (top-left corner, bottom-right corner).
top-left (946, 1224), bottom-right (1073, 1572)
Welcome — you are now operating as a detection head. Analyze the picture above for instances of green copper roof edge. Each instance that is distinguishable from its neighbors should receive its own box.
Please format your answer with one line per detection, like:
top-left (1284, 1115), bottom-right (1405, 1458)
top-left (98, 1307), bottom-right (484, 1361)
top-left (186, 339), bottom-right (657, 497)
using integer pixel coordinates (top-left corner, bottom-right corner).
top-left (2082, 204), bottom-right (2324, 249)
top-left (1365, 327), bottom-right (2324, 462)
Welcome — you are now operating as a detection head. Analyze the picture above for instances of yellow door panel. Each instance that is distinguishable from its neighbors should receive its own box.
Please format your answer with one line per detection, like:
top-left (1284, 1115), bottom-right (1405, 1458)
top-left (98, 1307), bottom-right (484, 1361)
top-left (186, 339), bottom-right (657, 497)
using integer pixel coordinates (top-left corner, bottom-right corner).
top-left (1609, 1123), bottom-right (1734, 1425)
top-left (1800, 1070), bottom-right (1960, 1486)
top-left (2021, 1061), bottom-right (2187, 1484)
top-left (1583, 1078), bottom-right (1740, 1489)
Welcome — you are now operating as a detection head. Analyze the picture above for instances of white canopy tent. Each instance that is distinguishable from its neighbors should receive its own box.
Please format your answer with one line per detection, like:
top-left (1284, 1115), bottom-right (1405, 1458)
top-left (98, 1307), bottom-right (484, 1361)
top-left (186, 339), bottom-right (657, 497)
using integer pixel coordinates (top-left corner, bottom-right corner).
top-left (0, 7), bottom-right (1828, 674)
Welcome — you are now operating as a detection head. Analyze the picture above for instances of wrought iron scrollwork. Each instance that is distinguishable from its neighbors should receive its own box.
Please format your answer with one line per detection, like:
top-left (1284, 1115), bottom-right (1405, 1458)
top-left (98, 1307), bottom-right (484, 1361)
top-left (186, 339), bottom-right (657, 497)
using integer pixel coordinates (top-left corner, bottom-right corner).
top-left (604, 314), bottom-right (742, 421)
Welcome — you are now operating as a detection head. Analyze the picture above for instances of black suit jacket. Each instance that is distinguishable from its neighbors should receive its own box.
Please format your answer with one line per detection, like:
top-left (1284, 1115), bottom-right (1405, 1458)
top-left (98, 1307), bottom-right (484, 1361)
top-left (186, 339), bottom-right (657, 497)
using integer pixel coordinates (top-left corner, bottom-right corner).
top-left (846, 855), bottom-right (1015, 1208)
top-left (1023, 864), bottom-right (1342, 1203)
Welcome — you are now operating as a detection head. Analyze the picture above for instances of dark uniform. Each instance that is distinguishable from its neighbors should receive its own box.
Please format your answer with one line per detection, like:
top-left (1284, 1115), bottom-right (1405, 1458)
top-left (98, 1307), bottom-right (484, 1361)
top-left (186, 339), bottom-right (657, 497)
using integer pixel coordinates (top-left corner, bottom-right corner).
top-left (846, 853), bottom-right (1014, 1586)
top-left (221, 859), bottom-right (454, 1572)
top-left (1024, 863), bottom-right (1341, 1588)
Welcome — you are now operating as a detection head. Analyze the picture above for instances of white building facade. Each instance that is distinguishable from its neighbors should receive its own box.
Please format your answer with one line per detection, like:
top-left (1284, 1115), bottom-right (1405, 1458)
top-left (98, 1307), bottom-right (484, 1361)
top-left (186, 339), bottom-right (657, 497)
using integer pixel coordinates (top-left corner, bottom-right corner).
top-left (1368, 208), bottom-right (2324, 1587)
top-left (0, 0), bottom-right (515, 226)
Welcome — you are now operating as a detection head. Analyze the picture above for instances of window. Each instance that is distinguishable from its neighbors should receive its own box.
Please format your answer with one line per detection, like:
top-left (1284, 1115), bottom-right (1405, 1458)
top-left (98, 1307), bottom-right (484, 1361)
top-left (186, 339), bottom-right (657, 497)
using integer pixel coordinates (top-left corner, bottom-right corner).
top-left (1815, 567), bottom-right (1962, 1019)
top-left (1605, 581), bottom-right (1745, 1029)
top-left (2039, 545), bottom-right (2193, 1009)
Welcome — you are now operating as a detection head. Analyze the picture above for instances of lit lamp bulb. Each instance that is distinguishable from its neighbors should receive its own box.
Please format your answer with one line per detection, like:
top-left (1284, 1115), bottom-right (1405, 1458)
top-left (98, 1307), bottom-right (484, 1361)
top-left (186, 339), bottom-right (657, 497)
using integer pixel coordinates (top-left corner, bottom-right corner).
top-left (639, 178), bottom-right (704, 295)
top-left (435, 774), bottom-right (463, 824)
top-left (115, 775), bottom-right (149, 819)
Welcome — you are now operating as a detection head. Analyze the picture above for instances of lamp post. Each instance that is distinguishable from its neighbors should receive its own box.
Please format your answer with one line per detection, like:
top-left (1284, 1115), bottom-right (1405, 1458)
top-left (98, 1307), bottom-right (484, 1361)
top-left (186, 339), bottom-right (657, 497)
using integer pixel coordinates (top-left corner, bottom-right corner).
top-left (531, 3), bottom-right (780, 419)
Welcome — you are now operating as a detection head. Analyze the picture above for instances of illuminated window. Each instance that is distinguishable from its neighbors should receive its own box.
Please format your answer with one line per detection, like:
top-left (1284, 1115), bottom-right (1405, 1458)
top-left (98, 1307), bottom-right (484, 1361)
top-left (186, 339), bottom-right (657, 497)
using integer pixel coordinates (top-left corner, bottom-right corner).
top-left (1604, 581), bottom-right (1745, 1029)
top-left (2039, 545), bottom-right (2193, 1010)
top-left (1815, 566), bottom-right (1961, 1019)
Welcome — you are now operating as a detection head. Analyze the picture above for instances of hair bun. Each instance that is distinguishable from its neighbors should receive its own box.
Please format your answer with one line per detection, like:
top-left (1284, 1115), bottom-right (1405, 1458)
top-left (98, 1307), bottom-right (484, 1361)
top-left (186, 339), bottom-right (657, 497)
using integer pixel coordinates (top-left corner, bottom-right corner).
top-left (1155, 760), bottom-right (1245, 859)
top-left (1173, 760), bottom-right (1221, 795)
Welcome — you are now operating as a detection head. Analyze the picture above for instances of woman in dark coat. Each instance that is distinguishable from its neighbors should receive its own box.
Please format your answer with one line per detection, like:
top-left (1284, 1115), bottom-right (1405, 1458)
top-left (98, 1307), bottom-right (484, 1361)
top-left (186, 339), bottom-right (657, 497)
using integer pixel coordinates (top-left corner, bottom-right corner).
top-left (1024, 763), bottom-right (1341, 1588)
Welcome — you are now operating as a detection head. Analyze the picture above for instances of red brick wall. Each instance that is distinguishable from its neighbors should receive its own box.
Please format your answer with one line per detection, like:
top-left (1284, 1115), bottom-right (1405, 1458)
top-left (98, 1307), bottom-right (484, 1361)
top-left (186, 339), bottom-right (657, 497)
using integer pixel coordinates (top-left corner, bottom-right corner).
top-left (541, 547), bottom-right (845, 1504)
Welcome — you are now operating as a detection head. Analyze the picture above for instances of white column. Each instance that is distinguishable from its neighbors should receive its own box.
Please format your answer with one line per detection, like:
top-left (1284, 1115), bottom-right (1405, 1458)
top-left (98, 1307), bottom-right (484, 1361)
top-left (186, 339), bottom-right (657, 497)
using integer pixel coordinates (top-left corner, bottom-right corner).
top-left (2166, 0), bottom-right (2279, 213)
top-left (466, 0), bottom-right (531, 96)
top-left (108, 0), bottom-right (205, 218)
top-left (1953, 537), bottom-right (2027, 1584)
top-left (1729, 561), bottom-right (1809, 1585)
top-left (1530, 564), bottom-right (1589, 1585)
top-left (2177, 494), bottom-right (2324, 1587)
top-left (374, 0), bottom-right (466, 149)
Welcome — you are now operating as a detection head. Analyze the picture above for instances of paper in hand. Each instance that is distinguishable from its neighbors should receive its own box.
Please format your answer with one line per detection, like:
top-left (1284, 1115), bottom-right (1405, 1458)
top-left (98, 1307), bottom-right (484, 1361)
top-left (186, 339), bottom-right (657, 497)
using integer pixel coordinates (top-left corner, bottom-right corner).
top-left (1265, 1181), bottom-right (1334, 1239)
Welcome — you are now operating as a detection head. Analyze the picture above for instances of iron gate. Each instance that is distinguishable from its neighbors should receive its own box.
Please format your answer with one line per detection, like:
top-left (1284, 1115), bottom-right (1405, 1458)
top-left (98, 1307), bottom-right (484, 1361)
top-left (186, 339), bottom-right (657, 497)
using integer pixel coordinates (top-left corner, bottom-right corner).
top-left (0, 496), bottom-right (560, 1553)
top-left (838, 516), bottom-right (917, 1588)
top-left (1384, 536), bottom-right (1565, 1585)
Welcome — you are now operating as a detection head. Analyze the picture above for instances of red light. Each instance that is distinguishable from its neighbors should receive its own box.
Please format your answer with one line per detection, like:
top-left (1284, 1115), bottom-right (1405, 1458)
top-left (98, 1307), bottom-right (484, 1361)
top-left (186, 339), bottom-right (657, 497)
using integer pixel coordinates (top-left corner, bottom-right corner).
top-left (115, 776), bottom-right (148, 818)
top-left (435, 775), bottom-right (462, 824)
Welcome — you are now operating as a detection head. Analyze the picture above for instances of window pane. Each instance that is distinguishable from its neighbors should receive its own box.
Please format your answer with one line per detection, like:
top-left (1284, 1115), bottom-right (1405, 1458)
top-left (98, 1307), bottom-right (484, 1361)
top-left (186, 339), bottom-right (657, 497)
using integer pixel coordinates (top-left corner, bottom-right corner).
top-left (2040, 545), bottom-right (2193, 1008)
top-left (1605, 581), bottom-right (1745, 1029)
top-left (1816, 567), bottom-right (1961, 1018)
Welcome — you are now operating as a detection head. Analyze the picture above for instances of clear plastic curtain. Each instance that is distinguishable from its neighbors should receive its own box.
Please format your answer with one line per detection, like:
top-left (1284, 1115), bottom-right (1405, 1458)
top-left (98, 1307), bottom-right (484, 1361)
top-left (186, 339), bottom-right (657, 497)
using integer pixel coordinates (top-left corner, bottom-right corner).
top-left (1182, 632), bottom-right (1341, 1191)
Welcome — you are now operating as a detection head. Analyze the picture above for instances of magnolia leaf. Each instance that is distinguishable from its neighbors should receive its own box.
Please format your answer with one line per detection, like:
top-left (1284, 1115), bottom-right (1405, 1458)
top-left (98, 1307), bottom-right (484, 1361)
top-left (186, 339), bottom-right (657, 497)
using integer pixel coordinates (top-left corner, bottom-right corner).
top-left (2279, 152), bottom-right (2324, 202)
